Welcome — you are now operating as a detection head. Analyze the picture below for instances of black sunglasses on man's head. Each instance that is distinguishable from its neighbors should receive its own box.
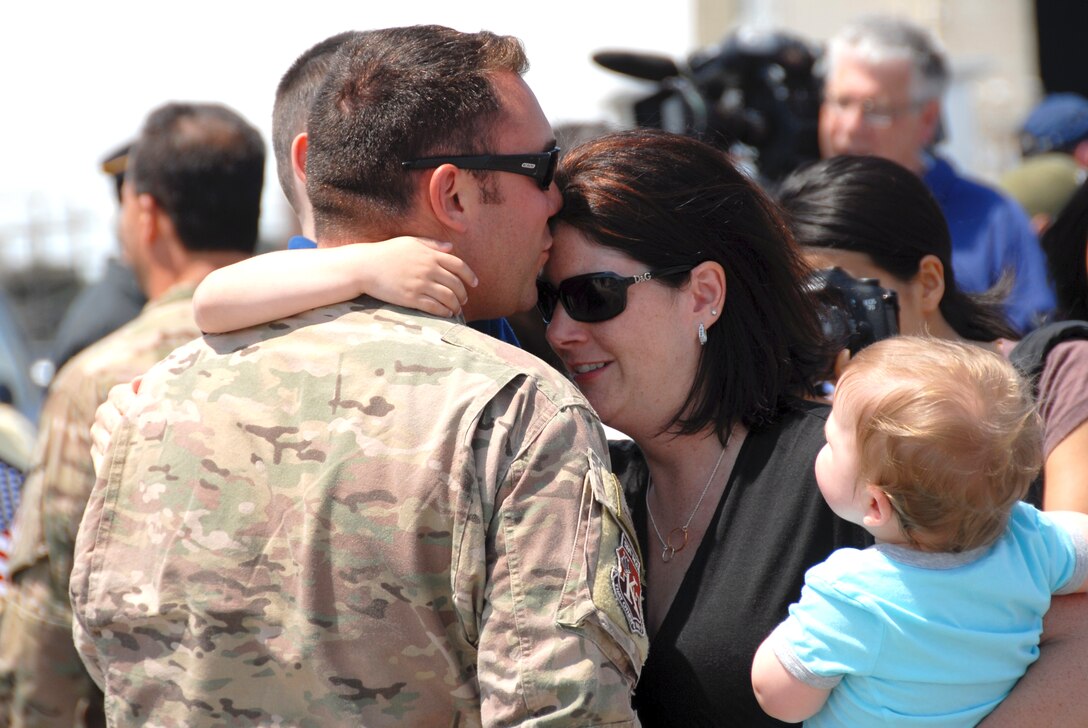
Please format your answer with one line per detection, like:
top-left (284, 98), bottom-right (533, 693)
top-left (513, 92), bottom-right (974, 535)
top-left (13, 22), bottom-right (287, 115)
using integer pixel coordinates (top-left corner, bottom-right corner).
top-left (401, 147), bottom-right (560, 190)
top-left (536, 266), bottom-right (694, 324)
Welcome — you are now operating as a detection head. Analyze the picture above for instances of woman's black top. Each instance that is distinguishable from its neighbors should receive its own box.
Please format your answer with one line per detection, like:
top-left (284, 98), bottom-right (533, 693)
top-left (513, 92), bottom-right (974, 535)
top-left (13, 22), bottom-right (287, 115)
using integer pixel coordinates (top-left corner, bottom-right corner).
top-left (610, 400), bottom-right (870, 727)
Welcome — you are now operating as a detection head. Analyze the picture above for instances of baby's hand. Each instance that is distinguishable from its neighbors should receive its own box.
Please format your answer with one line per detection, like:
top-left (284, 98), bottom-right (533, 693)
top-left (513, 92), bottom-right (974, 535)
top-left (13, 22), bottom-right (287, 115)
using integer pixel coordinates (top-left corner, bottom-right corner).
top-left (360, 237), bottom-right (477, 317)
top-left (90, 377), bottom-right (140, 477)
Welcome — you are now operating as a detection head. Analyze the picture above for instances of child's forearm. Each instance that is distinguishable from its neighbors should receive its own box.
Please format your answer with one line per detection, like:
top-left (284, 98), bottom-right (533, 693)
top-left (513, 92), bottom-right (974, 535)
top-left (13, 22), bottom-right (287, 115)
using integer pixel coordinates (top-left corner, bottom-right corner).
top-left (194, 247), bottom-right (366, 333)
top-left (193, 238), bottom-right (475, 334)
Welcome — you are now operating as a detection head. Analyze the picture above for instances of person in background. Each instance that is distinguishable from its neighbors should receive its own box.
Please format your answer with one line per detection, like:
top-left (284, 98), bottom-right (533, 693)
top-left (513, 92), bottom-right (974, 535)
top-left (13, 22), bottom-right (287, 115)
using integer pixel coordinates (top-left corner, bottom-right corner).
top-left (0, 402), bottom-right (35, 594)
top-left (1019, 92), bottom-right (1088, 169)
top-left (0, 102), bottom-right (264, 728)
top-left (43, 144), bottom-right (147, 383)
top-left (753, 337), bottom-right (1088, 726)
top-left (819, 14), bottom-right (1055, 333)
top-left (1042, 178), bottom-right (1088, 323)
top-left (780, 154), bottom-right (1088, 514)
top-left (997, 93), bottom-right (1088, 237)
top-left (71, 26), bottom-right (644, 726)
top-left (780, 155), bottom-right (1018, 356)
top-left (999, 152), bottom-right (1084, 235)
top-left (1024, 178), bottom-right (1088, 513)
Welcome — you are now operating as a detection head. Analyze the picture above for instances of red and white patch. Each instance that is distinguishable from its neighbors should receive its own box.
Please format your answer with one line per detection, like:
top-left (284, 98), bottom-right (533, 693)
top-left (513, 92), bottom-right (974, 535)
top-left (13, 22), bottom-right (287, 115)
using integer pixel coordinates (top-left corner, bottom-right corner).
top-left (611, 531), bottom-right (646, 636)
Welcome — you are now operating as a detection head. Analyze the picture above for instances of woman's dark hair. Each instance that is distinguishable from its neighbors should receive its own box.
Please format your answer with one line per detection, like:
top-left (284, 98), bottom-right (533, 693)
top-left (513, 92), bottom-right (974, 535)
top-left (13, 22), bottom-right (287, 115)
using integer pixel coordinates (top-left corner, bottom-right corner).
top-left (554, 129), bottom-right (829, 441)
top-left (777, 155), bottom-right (1019, 341)
top-left (1041, 179), bottom-right (1088, 321)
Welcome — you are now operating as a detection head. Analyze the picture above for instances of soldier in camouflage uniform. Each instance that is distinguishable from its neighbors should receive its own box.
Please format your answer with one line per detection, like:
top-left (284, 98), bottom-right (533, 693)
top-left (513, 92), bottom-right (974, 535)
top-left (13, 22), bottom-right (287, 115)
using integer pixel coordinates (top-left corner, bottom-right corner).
top-left (71, 26), bottom-right (647, 727)
top-left (0, 102), bottom-right (264, 728)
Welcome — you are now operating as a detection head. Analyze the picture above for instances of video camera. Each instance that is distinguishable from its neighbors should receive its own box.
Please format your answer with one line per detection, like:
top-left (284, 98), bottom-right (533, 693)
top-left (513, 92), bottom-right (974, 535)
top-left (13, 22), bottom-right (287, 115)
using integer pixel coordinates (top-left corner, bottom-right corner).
top-left (593, 27), bottom-right (821, 182)
top-left (806, 267), bottom-right (899, 356)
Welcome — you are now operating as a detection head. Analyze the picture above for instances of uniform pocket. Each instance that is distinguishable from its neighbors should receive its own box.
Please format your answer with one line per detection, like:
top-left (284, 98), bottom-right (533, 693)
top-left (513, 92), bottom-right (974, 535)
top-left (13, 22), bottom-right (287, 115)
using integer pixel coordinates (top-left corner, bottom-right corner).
top-left (555, 449), bottom-right (649, 678)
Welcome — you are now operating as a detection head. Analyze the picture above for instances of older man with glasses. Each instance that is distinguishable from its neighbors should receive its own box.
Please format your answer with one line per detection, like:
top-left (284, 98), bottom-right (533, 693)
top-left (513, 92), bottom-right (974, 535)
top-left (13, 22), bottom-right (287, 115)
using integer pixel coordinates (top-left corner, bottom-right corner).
top-left (819, 15), bottom-right (1055, 334)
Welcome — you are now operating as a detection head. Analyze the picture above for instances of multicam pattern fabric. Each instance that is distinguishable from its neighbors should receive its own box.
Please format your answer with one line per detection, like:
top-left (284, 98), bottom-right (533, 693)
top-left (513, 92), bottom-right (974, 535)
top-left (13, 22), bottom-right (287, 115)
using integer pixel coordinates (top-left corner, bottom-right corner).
top-left (71, 300), bottom-right (648, 727)
top-left (0, 284), bottom-right (200, 728)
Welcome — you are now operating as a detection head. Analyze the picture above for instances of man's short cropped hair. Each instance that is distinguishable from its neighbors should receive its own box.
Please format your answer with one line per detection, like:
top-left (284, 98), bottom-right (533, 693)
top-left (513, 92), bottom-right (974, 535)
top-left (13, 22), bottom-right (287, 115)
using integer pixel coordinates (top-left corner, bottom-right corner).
top-left (272, 31), bottom-right (362, 210)
top-left (128, 102), bottom-right (264, 254)
top-left (836, 337), bottom-right (1042, 553)
top-left (305, 25), bottom-right (528, 238)
top-left (823, 15), bottom-right (949, 103)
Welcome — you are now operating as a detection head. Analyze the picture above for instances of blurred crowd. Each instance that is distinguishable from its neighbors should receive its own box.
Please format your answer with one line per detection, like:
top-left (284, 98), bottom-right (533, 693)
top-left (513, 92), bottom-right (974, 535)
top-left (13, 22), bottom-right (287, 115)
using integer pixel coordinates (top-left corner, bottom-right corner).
top-left (0, 12), bottom-right (1086, 728)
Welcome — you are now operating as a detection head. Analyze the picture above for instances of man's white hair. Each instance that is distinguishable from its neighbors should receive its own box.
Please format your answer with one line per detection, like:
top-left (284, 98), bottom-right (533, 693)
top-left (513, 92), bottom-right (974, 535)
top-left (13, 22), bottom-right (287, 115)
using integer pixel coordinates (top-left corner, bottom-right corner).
top-left (822, 15), bottom-right (949, 103)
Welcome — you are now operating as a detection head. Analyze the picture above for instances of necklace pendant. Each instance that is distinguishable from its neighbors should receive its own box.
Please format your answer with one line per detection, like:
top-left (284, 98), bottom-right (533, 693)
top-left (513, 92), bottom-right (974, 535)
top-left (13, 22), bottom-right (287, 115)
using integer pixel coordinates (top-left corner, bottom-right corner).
top-left (646, 443), bottom-right (729, 565)
top-left (667, 527), bottom-right (689, 552)
top-left (660, 528), bottom-right (688, 562)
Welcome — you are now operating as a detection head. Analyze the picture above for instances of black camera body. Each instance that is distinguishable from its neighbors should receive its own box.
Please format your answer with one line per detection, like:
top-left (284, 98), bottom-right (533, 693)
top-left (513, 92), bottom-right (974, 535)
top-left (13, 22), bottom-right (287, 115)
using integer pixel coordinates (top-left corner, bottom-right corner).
top-left (593, 29), bottom-right (821, 182)
top-left (806, 267), bottom-right (900, 355)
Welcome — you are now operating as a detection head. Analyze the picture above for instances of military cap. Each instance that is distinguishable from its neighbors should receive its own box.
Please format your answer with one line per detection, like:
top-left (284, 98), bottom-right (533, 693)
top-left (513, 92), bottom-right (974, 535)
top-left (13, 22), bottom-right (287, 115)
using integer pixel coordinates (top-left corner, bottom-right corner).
top-left (100, 141), bottom-right (133, 201)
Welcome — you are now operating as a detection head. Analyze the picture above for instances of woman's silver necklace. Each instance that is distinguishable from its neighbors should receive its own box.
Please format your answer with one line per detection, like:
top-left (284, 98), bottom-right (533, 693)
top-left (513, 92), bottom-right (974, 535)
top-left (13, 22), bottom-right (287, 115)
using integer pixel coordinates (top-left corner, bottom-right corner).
top-left (646, 445), bottom-right (728, 563)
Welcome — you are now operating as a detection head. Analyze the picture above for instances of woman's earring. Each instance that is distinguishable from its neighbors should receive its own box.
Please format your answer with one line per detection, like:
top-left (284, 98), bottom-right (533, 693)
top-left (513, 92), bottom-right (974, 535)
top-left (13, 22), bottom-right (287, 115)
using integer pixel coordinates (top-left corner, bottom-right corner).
top-left (697, 322), bottom-right (708, 346)
top-left (711, 309), bottom-right (717, 317)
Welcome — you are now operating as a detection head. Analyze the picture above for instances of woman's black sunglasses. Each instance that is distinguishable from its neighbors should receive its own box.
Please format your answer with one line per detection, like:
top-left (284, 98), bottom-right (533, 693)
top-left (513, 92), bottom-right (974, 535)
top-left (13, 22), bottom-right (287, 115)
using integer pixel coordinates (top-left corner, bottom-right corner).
top-left (536, 265), bottom-right (694, 324)
top-left (401, 147), bottom-right (560, 190)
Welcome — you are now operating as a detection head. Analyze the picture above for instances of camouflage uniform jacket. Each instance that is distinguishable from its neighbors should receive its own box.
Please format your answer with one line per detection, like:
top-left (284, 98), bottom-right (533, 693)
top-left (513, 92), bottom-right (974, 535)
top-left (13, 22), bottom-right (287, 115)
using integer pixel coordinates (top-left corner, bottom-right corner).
top-left (0, 283), bottom-right (201, 728)
top-left (71, 300), bottom-right (649, 727)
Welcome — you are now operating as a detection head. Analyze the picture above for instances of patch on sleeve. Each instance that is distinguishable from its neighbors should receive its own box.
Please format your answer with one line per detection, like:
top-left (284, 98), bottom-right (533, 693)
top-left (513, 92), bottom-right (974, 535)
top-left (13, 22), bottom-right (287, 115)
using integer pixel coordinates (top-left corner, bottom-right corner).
top-left (610, 531), bottom-right (646, 636)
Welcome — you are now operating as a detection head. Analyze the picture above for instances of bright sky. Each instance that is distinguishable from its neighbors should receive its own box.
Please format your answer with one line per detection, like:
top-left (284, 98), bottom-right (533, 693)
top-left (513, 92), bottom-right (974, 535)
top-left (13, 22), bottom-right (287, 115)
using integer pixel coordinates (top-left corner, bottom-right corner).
top-left (0, 1), bottom-right (695, 277)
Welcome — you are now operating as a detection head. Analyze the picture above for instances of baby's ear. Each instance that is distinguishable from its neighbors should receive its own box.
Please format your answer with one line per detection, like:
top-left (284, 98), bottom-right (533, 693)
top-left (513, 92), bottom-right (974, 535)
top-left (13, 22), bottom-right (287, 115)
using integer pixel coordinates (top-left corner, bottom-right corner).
top-left (861, 485), bottom-right (898, 530)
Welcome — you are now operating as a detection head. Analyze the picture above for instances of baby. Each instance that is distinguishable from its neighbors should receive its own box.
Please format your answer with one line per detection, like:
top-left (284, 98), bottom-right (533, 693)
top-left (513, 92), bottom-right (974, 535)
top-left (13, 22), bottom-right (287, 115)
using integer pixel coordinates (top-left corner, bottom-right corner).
top-left (752, 336), bottom-right (1088, 727)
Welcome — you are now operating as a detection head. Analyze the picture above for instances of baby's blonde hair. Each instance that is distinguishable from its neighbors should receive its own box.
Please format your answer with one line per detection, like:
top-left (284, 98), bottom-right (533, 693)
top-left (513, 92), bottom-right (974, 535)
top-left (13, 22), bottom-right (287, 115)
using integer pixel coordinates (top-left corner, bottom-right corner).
top-left (836, 337), bottom-right (1042, 552)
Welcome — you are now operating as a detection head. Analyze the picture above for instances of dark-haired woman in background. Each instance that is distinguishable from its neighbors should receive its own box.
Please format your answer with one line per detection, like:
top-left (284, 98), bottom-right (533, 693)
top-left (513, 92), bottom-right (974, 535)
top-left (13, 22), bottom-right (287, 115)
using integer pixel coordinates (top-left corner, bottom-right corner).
top-left (778, 154), bottom-right (1088, 513)
top-left (778, 154), bottom-right (1019, 351)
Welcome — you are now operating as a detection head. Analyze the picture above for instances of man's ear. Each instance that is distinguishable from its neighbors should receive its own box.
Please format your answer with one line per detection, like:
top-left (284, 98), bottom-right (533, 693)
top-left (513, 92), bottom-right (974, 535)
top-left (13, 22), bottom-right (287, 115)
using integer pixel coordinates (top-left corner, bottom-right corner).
top-left (1030, 212), bottom-right (1052, 236)
top-left (140, 194), bottom-right (186, 268)
top-left (426, 164), bottom-right (470, 234)
top-left (689, 260), bottom-right (726, 329)
top-left (918, 99), bottom-right (941, 147)
top-left (136, 193), bottom-right (160, 248)
top-left (291, 132), bottom-right (308, 185)
top-left (915, 254), bottom-right (946, 314)
top-left (1073, 139), bottom-right (1088, 169)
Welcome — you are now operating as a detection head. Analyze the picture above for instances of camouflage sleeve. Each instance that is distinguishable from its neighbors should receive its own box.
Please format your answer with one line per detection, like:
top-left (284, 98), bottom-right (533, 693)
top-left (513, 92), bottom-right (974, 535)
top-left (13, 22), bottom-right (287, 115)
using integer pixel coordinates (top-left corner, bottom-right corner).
top-left (69, 411), bottom-right (127, 691)
top-left (0, 369), bottom-right (101, 726)
top-left (472, 390), bottom-right (648, 726)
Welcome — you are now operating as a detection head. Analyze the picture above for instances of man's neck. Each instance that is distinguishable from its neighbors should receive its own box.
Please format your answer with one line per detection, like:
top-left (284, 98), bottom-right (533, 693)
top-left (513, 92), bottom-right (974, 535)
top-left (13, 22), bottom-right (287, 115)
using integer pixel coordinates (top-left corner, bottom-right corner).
top-left (144, 251), bottom-right (250, 301)
top-left (913, 149), bottom-right (937, 177)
